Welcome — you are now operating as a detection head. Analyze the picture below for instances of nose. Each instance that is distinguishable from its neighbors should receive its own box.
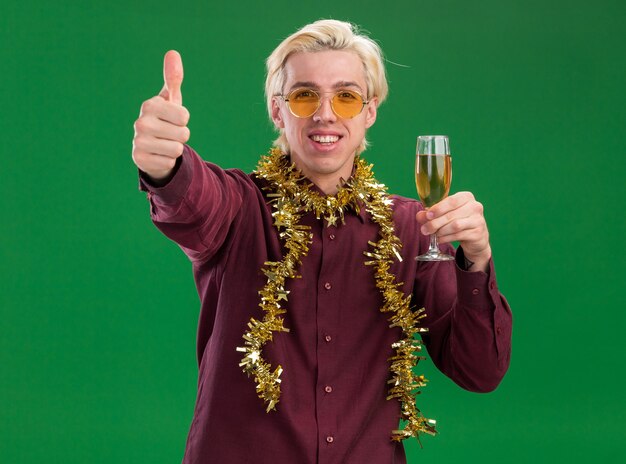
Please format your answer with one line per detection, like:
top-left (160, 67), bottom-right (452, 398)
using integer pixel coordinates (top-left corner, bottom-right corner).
top-left (312, 95), bottom-right (337, 123)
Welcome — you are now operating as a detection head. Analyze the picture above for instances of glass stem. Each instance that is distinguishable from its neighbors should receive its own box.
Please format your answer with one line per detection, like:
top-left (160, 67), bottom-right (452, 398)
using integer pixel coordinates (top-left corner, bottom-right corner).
top-left (428, 234), bottom-right (440, 255)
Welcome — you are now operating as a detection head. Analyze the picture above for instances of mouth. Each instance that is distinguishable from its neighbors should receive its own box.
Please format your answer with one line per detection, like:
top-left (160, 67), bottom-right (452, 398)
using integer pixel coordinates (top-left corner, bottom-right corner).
top-left (309, 134), bottom-right (342, 147)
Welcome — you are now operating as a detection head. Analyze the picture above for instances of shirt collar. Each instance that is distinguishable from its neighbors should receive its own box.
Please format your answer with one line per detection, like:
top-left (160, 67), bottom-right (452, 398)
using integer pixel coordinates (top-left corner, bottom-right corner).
top-left (307, 176), bottom-right (368, 224)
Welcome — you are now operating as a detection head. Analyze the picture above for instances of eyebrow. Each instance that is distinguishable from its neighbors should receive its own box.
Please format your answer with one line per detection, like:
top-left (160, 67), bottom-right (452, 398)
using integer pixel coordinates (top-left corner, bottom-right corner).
top-left (287, 81), bottom-right (364, 93)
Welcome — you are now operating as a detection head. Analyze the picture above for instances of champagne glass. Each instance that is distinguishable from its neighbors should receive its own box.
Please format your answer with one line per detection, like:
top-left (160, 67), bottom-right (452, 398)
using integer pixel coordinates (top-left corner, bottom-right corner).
top-left (415, 135), bottom-right (454, 261)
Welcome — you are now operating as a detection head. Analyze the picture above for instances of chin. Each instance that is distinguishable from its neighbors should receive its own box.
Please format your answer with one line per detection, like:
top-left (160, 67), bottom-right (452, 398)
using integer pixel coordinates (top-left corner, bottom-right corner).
top-left (311, 158), bottom-right (348, 174)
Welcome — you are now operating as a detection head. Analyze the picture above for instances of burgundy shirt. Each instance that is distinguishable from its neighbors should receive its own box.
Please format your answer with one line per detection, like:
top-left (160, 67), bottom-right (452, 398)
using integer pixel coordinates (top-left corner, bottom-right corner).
top-left (139, 146), bottom-right (512, 464)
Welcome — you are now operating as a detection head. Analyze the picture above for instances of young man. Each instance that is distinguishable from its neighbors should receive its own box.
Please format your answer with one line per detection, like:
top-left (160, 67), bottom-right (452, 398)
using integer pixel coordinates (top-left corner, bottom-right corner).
top-left (132, 20), bottom-right (511, 464)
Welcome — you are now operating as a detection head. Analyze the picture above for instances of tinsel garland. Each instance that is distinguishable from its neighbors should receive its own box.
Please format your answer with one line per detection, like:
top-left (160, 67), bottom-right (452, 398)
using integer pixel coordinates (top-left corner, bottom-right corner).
top-left (236, 147), bottom-right (437, 441)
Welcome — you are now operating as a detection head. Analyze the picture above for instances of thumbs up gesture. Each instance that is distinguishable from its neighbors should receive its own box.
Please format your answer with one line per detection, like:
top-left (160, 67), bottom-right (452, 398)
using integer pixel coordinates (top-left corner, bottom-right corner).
top-left (132, 51), bottom-right (191, 184)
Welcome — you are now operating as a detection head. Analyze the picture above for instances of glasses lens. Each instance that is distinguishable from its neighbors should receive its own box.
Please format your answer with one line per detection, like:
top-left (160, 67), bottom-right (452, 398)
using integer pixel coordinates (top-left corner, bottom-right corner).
top-left (332, 90), bottom-right (364, 118)
top-left (287, 89), bottom-right (320, 117)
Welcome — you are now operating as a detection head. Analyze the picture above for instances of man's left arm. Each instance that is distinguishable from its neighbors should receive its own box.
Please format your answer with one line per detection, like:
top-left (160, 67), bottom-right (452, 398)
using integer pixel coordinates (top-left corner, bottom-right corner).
top-left (416, 192), bottom-right (512, 392)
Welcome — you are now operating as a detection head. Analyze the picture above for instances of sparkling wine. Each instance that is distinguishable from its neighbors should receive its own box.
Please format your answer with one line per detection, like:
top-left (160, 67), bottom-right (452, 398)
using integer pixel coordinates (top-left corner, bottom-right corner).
top-left (415, 154), bottom-right (452, 207)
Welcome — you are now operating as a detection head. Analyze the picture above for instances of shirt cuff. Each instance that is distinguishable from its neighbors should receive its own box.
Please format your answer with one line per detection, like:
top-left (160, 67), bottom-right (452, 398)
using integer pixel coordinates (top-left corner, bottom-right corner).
top-left (455, 246), bottom-right (499, 310)
top-left (137, 145), bottom-right (193, 205)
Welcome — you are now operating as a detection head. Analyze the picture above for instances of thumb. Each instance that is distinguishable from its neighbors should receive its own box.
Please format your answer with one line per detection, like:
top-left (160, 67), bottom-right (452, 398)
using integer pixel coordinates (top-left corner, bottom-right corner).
top-left (161, 50), bottom-right (184, 105)
top-left (415, 210), bottom-right (430, 225)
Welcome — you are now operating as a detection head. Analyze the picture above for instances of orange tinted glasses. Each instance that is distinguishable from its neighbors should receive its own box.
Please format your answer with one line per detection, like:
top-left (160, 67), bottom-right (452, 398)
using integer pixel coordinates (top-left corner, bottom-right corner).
top-left (280, 88), bottom-right (369, 119)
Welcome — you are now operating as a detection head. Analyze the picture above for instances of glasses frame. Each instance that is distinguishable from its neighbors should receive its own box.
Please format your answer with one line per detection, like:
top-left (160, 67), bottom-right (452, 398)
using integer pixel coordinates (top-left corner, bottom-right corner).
top-left (279, 87), bottom-right (369, 119)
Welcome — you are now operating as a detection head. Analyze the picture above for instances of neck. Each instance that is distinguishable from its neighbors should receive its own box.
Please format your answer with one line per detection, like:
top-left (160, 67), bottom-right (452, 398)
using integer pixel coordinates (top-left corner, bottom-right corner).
top-left (310, 176), bottom-right (344, 195)
top-left (291, 158), bottom-right (356, 196)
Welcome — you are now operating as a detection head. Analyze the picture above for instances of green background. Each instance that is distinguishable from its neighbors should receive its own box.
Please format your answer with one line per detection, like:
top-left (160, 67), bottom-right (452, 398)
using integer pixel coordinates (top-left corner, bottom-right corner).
top-left (1, 0), bottom-right (624, 462)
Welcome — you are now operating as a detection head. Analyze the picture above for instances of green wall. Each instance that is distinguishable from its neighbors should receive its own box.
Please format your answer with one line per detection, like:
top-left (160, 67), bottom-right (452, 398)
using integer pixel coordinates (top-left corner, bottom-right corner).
top-left (1, 0), bottom-right (624, 462)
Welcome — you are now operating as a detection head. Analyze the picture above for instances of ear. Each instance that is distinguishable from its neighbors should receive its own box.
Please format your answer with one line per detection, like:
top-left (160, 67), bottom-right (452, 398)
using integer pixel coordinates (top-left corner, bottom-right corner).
top-left (364, 97), bottom-right (378, 129)
top-left (271, 97), bottom-right (285, 129)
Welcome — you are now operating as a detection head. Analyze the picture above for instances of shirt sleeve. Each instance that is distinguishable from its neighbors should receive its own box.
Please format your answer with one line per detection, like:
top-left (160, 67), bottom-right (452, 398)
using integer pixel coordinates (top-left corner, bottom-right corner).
top-left (414, 246), bottom-right (512, 393)
top-left (138, 145), bottom-right (244, 263)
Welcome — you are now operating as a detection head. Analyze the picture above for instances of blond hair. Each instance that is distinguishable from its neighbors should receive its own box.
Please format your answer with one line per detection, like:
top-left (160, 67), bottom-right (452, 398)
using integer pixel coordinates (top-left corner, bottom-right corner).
top-left (265, 19), bottom-right (388, 155)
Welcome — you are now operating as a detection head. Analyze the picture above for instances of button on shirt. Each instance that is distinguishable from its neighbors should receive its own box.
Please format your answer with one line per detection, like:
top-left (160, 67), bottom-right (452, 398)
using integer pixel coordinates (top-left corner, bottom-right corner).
top-left (139, 146), bottom-right (513, 464)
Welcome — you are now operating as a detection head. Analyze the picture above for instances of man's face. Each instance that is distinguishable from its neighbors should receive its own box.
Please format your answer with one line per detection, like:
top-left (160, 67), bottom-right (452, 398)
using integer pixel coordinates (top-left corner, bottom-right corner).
top-left (271, 50), bottom-right (378, 191)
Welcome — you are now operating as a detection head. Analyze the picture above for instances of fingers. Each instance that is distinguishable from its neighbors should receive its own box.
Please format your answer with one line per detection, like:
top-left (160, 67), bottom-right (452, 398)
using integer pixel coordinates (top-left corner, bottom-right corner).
top-left (436, 215), bottom-right (489, 246)
top-left (140, 96), bottom-right (190, 127)
top-left (418, 193), bottom-right (481, 236)
top-left (428, 192), bottom-right (477, 219)
top-left (132, 151), bottom-right (178, 177)
top-left (132, 130), bottom-right (184, 172)
top-left (416, 192), bottom-right (475, 225)
top-left (415, 191), bottom-right (492, 268)
top-left (415, 191), bottom-right (490, 251)
top-left (134, 112), bottom-right (190, 143)
top-left (133, 98), bottom-right (190, 176)
top-left (133, 99), bottom-right (190, 158)
top-left (132, 130), bottom-right (182, 180)
top-left (162, 50), bottom-right (184, 105)
top-left (133, 135), bottom-right (185, 159)
top-left (415, 209), bottom-right (429, 225)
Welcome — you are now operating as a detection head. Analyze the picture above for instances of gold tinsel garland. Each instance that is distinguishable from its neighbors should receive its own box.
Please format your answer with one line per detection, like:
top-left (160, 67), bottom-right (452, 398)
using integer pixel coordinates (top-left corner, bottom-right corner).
top-left (236, 147), bottom-right (436, 441)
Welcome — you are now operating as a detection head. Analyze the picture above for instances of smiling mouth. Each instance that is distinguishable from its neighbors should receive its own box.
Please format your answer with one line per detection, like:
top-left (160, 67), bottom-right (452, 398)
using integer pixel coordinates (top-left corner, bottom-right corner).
top-left (310, 134), bottom-right (341, 144)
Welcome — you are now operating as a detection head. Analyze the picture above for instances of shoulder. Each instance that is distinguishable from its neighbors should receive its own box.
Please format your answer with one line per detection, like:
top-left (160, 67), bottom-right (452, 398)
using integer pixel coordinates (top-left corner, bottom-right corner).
top-left (390, 194), bottom-right (424, 216)
top-left (387, 194), bottom-right (423, 241)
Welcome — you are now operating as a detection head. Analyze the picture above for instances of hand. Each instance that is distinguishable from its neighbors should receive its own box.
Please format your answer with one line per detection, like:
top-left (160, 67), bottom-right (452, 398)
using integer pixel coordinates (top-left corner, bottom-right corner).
top-left (132, 50), bottom-right (190, 183)
top-left (416, 192), bottom-right (492, 272)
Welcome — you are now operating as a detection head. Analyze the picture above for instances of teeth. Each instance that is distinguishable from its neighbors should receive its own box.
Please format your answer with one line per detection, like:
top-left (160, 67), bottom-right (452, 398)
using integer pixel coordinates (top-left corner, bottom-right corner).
top-left (311, 135), bottom-right (339, 143)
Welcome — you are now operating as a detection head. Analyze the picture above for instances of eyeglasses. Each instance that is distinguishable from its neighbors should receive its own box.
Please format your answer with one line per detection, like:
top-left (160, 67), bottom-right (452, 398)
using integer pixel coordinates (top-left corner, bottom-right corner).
top-left (279, 88), bottom-right (369, 119)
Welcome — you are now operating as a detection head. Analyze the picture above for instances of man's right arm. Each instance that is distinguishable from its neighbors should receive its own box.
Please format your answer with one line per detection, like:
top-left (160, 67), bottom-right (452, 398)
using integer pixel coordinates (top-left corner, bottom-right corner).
top-left (132, 51), bottom-right (243, 263)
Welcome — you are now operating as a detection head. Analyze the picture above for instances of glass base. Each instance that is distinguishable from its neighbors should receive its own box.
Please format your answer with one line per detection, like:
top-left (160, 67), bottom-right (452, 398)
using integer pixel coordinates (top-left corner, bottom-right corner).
top-left (415, 251), bottom-right (455, 262)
